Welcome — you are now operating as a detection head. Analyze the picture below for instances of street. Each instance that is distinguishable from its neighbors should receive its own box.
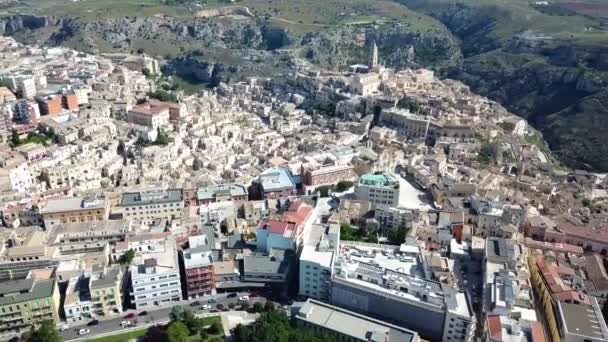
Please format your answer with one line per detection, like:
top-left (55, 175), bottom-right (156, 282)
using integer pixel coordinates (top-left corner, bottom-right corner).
top-left (60, 292), bottom-right (267, 341)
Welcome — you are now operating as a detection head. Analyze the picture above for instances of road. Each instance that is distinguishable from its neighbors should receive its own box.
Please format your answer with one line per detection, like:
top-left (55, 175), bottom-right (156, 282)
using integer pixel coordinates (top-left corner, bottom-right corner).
top-left (61, 292), bottom-right (267, 341)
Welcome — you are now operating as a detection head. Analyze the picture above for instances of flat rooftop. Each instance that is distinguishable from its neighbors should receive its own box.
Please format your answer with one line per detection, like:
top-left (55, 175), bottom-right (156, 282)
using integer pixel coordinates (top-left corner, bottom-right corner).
top-left (559, 301), bottom-right (608, 340)
top-left (41, 196), bottom-right (105, 213)
top-left (296, 299), bottom-right (419, 342)
top-left (121, 189), bottom-right (182, 206)
top-left (359, 173), bottom-right (398, 187)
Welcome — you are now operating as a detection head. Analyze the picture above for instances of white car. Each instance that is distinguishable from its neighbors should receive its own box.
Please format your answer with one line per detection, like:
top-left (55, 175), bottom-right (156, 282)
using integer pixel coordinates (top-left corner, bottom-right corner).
top-left (59, 325), bottom-right (70, 331)
top-left (121, 320), bottom-right (132, 328)
top-left (239, 295), bottom-right (249, 301)
top-left (202, 304), bottom-right (211, 310)
top-left (78, 329), bottom-right (90, 335)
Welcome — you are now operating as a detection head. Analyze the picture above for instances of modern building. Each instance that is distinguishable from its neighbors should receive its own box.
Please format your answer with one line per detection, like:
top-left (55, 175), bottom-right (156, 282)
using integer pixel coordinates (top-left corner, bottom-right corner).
top-left (62, 93), bottom-right (79, 111)
top-left (121, 189), bottom-right (184, 223)
top-left (12, 76), bottom-right (37, 99)
top-left (243, 249), bottom-right (293, 289)
top-left (250, 167), bottom-right (297, 199)
top-left (299, 224), bottom-right (339, 301)
top-left (355, 173), bottom-right (400, 208)
top-left (331, 242), bottom-right (476, 341)
top-left (129, 236), bottom-right (182, 309)
top-left (374, 207), bottom-right (418, 231)
top-left (196, 183), bottom-right (248, 205)
top-left (39, 195), bottom-right (110, 228)
top-left (126, 101), bottom-right (170, 129)
top-left (0, 278), bottom-right (60, 333)
top-left (256, 201), bottom-right (313, 253)
top-left (183, 234), bottom-right (215, 298)
top-left (294, 299), bottom-right (420, 342)
top-left (36, 95), bottom-right (62, 116)
top-left (557, 299), bottom-right (608, 342)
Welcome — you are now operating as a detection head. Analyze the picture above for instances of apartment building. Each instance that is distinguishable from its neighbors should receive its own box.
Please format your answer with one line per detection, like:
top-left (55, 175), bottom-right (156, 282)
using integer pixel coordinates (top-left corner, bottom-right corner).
top-left (299, 224), bottom-right (339, 301)
top-left (0, 278), bottom-right (60, 333)
top-left (62, 93), bottom-right (78, 111)
top-left (196, 183), bottom-right (248, 205)
top-left (183, 234), bottom-right (215, 299)
top-left (295, 299), bottom-right (420, 342)
top-left (121, 189), bottom-right (183, 223)
top-left (374, 206), bottom-right (418, 231)
top-left (129, 236), bottom-right (182, 309)
top-left (256, 201), bottom-right (313, 253)
top-left (89, 265), bottom-right (123, 317)
top-left (36, 95), bottom-right (62, 116)
top-left (355, 173), bottom-right (400, 208)
top-left (39, 195), bottom-right (109, 228)
top-left (0, 152), bottom-right (34, 193)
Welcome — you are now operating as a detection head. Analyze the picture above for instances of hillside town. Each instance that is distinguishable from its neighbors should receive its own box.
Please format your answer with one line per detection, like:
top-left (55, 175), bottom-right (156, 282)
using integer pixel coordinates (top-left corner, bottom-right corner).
top-left (0, 35), bottom-right (608, 342)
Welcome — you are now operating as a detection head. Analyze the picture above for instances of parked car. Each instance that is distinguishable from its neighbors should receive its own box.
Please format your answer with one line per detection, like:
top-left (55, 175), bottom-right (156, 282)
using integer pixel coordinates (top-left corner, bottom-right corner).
top-left (208, 298), bottom-right (217, 304)
top-left (78, 329), bottom-right (90, 335)
top-left (87, 320), bottom-right (99, 326)
top-left (138, 311), bottom-right (148, 316)
top-left (202, 304), bottom-right (211, 310)
top-left (227, 293), bottom-right (237, 298)
top-left (239, 295), bottom-right (249, 301)
top-left (125, 312), bottom-right (136, 319)
top-left (121, 321), bottom-right (132, 328)
top-left (190, 301), bottom-right (201, 307)
top-left (59, 325), bottom-right (70, 331)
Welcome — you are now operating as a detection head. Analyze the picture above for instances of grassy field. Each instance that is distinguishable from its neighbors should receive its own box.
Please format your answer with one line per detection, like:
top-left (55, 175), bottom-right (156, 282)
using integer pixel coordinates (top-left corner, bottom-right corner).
top-left (86, 328), bottom-right (148, 342)
top-left (400, 0), bottom-right (608, 45)
top-left (2, 0), bottom-right (447, 35)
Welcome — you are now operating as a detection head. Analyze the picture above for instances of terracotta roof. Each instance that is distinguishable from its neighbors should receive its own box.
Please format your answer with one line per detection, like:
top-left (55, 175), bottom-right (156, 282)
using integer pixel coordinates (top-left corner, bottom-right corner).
top-left (530, 321), bottom-right (546, 342)
top-left (258, 201), bottom-right (312, 238)
top-left (487, 315), bottom-right (502, 342)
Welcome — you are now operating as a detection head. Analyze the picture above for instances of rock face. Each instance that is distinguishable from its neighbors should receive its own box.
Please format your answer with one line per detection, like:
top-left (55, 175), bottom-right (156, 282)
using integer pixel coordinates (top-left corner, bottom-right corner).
top-left (398, 0), bottom-right (608, 171)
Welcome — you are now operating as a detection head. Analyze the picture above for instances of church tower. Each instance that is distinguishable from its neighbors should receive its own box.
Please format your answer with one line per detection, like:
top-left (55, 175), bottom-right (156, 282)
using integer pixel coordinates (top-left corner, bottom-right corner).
top-left (368, 41), bottom-right (378, 70)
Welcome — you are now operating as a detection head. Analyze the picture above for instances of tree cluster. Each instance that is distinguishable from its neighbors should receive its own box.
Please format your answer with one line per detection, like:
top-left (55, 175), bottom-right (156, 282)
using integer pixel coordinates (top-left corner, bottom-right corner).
top-left (22, 321), bottom-right (62, 342)
top-left (316, 180), bottom-right (354, 197)
top-left (118, 249), bottom-right (135, 265)
top-left (397, 97), bottom-right (421, 113)
top-left (233, 311), bottom-right (336, 342)
top-left (167, 306), bottom-right (223, 342)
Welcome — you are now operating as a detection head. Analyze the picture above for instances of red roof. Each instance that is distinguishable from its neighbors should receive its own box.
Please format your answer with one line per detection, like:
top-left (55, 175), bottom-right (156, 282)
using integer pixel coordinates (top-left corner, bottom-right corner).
top-left (257, 201), bottom-right (313, 238)
top-left (487, 315), bottom-right (502, 342)
top-left (261, 219), bottom-right (290, 234)
top-left (529, 321), bottom-right (547, 342)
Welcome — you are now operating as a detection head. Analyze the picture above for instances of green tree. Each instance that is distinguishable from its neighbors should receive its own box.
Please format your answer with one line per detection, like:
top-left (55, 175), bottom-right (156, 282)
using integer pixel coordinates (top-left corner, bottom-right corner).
top-left (228, 302), bottom-right (236, 310)
top-left (208, 320), bottom-right (223, 335)
top-left (11, 129), bottom-right (21, 146)
top-left (118, 249), bottom-right (135, 265)
top-left (316, 185), bottom-right (333, 197)
top-left (167, 321), bottom-right (189, 342)
top-left (233, 311), bottom-right (335, 342)
top-left (25, 320), bottom-right (62, 342)
top-left (334, 181), bottom-right (354, 192)
top-left (240, 301), bottom-right (250, 311)
top-left (169, 305), bottom-right (184, 322)
top-left (388, 227), bottom-right (408, 245)
top-left (252, 302), bottom-right (264, 313)
top-left (263, 301), bottom-right (275, 312)
top-left (340, 223), bottom-right (355, 241)
top-left (156, 128), bottom-right (169, 145)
